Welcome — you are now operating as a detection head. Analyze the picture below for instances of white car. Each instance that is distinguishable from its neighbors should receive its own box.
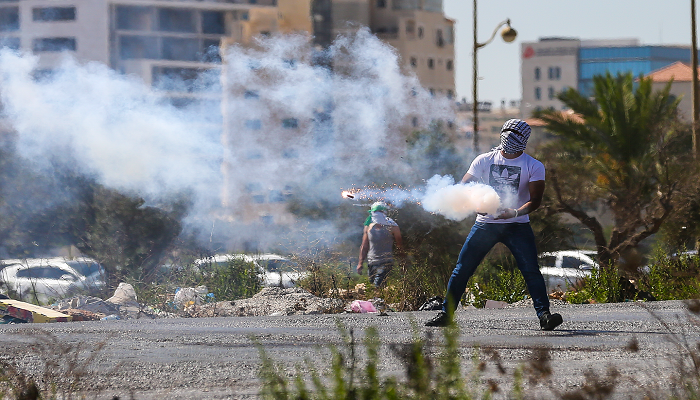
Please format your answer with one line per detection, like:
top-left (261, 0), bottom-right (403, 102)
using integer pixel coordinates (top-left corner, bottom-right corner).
top-left (538, 250), bottom-right (599, 292)
top-left (193, 253), bottom-right (306, 288)
top-left (0, 257), bottom-right (106, 303)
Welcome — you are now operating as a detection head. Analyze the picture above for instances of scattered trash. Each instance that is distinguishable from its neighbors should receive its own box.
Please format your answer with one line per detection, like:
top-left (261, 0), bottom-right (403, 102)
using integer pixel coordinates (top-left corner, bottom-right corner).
top-left (1, 315), bottom-right (27, 324)
top-left (52, 295), bottom-right (120, 316)
top-left (418, 296), bottom-right (444, 311)
top-left (0, 299), bottom-right (71, 323)
top-left (173, 286), bottom-right (209, 309)
top-left (350, 300), bottom-right (377, 313)
top-left (100, 314), bottom-right (120, 321)
top-left (106, 282), bottom-right (139, 308)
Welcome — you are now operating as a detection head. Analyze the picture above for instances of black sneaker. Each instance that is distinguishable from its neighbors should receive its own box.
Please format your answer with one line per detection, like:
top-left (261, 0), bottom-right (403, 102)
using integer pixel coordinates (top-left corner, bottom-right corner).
top-left (425, 311), bottom-right (450, 327)
top-left (539, 311), bottom-right (563, 331)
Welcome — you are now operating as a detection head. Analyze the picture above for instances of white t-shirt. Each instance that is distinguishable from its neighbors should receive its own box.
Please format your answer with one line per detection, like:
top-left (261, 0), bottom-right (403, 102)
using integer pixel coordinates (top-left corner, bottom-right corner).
top-left (467, 150), bottom-right (545, 224)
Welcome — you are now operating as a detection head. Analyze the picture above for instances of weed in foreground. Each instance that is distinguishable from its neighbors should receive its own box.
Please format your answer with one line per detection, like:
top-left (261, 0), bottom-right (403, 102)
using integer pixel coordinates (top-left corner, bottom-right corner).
top-left (0, 329), bottom-right (112, 400)
top-left (256, 320), bottom-right (511, 400)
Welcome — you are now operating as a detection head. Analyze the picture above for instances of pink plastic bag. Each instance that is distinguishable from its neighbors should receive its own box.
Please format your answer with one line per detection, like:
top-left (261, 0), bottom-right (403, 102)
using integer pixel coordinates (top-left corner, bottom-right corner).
top-left (350, 300), bottom-right (377, 313)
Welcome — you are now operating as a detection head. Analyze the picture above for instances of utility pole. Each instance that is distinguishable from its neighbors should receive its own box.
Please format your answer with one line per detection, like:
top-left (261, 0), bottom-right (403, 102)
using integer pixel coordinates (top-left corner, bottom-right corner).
top-left (692, 0), bottom-right (699, 158)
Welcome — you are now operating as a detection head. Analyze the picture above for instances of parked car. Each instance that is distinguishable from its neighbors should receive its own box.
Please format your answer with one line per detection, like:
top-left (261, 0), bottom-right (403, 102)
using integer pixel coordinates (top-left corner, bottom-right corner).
top-left (538, 250), bottom-right (599, 293)
top-left (0, 257), bottom-right (106, 303)
top-left (193, 253), bottom-right (307, 288)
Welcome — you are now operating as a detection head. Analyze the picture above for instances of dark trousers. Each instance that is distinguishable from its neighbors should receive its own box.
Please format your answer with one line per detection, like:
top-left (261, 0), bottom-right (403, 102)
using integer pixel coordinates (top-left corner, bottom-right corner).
top-left (442, 222), bottom-right (550, 317)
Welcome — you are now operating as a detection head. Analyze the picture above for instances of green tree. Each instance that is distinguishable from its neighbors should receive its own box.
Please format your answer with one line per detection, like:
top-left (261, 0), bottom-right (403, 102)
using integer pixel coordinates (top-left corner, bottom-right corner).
top-left (534, 72), bottom-right (694, 267)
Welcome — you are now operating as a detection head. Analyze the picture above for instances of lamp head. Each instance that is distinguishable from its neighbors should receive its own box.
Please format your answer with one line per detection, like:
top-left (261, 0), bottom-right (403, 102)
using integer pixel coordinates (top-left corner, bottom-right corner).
top-left (501, 21), bottom-right (517, 43)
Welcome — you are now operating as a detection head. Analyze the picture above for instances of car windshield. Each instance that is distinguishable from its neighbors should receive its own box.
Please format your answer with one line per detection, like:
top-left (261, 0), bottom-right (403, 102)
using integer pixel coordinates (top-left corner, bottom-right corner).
top-left (66, 261), bottom-right (102, 277)
top-left (16, 267), bottom-right (76, 280)
top-left (538, 255), bottom-right (556, 268)
top-left (562, 256), bottom-right (587, 269)
top-left (259, 259), bottom-right (299, 272)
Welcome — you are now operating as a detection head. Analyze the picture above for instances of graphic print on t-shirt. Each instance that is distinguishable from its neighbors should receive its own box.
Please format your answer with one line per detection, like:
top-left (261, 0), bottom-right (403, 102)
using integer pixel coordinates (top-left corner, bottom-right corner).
top-left (489, 165), bottom-right (521, 196)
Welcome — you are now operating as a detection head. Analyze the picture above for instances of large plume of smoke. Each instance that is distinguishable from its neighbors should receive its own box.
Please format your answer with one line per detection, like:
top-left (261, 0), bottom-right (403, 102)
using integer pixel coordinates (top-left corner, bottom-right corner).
top-left (0, 29), bottom-right (471, 253)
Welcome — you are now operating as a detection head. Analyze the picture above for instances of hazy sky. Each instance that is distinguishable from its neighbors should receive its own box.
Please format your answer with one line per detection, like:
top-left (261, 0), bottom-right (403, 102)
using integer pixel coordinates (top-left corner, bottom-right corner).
top-left (442, 0), bottom-right (696, 104)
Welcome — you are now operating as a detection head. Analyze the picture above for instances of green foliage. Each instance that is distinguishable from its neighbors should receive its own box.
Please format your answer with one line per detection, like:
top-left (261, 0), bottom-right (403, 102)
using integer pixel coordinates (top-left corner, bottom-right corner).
top-left (466, 267), bottom-right (528, 307)
top-left (257, 321), bottom-right (496, 400)
top-left (638, 250), bottom-right (700, 301)
top-left (565, 264), bottom-right (623, 304)
top-left (200, 258), bottom-right (264, 301)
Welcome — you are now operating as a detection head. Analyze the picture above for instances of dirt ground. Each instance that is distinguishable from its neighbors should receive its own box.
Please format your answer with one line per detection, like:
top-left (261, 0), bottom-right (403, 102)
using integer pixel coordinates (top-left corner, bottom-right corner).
top-left (0, 299), bottom-right (697, 399)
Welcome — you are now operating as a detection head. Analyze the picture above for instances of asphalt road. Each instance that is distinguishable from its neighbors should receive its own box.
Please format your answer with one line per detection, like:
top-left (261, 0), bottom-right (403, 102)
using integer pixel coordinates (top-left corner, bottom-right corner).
top-left (0, 300), bottom-right (697, 399)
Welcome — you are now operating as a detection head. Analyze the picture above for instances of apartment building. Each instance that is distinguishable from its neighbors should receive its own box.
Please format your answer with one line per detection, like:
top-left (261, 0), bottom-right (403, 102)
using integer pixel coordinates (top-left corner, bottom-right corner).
top-left (0, 0), bottom-right (289, 115)
top-left (521, 37), bottom-right (693, 118)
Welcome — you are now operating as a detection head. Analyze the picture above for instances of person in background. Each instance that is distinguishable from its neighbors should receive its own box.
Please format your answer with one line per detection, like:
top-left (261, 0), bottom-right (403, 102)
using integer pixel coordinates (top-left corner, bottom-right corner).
top-left (425, 119), bottom-right (563, 331)
top-left (357, 202), bottom-right (404, 288)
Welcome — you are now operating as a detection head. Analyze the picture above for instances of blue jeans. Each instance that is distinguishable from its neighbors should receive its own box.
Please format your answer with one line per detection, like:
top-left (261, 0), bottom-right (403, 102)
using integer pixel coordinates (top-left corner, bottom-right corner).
top-left (442, 222), bottom-right (550, 318)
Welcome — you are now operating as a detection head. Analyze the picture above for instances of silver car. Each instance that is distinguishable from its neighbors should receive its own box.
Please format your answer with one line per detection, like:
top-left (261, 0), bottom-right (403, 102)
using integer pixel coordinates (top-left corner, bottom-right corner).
top-left (194, 253), bottom-right (307, 288)
top-left (0, 257), bottom-right (106, 303)
top-left (538, 250), bottom-right (599, 292)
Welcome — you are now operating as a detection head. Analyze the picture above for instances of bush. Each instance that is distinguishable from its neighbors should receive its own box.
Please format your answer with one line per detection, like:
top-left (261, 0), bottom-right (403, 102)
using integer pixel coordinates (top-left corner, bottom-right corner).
top-left (638, 250), bottom-right (700, 301)
top-left (257, 321), bottom-right (496, 400)
top-left (467, 266), bottom-right (528, 307)
top-left (565, 264), bottom-right (623, 304)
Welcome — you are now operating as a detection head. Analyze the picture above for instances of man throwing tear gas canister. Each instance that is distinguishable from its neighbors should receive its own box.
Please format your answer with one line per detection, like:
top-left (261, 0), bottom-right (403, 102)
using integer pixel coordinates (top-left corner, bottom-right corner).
top-left (357, 202), bottom-right (404, 288)
top-left (425, 119), bottom-right (563, 331)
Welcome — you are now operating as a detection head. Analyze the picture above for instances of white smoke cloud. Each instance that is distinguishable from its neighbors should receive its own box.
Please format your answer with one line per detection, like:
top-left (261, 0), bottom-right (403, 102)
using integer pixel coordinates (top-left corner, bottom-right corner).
top-left (421, 175), bottom-right (500, 220)
top-left (0, 29), bottom-right (458, 251)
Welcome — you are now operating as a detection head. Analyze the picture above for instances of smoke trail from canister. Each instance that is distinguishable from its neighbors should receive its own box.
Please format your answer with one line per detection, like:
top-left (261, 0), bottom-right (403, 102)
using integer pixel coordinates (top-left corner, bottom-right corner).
top-left (341, 175), bottom-right (501, 221)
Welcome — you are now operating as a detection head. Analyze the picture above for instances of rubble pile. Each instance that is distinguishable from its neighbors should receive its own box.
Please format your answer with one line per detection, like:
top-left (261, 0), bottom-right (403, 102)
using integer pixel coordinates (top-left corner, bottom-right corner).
top-left (180, 287), bottom-right (346, 318)
top-left (52, 282), bottom-right (162, 320)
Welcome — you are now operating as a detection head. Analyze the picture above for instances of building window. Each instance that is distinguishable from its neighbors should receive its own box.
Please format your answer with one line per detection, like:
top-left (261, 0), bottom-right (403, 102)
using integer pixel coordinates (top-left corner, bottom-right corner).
top-left (0, 7), bottom-right (18, 32)
top-left (202, 39), bottom-right (221, 63)
top-left (446, 90), bottom-right (454, 99)
top-left (162, 37), bottom-right (199, 61)
top-left (158, 8), bottom-right (195, 33)
top-left (120, 35), bottom-right (158, 59)
top-left (282, 148), bottom-right (298, 159)
top-left (548, 86), bottom-right (554, 100)
top-left (282, 118), bottom-right (298, 129)
top-left (245, 119), bottom-right (262, 130)
top-left (535, 87), bottom-right (541, 100)
top-left (33, 7), bottom-right (76, 22)
top-left (244, 90), bottom-right (259, 99)
top-left (376, 0), bottom-right (386, 8)
top-left (269, 190), bottom-right (285, 203)
top-left (555, 66), bottom-right (561, 80)
top-left (427, 58), bottom-right (434, 69)
top-left (405, 20), bottom-right (415, 35)
top-left (446, 59), bottom-right (453, 71)
top-left (417, 26), bottom-right (423, 39)
top-left (429, 88), bottom-right (435, 97)
top-left (534, 67), bottom-right (540, 81)
top-left (1, 36), bottom-right (19, 50)
top-left (33, 37), bottom-right (76, 52)
top-left (436, 29), bottom-right (444, 47)
top-left (410, 57), bottom-right (417, 67)
top-left (152, 67), bottom-right (215, 93)
top-left (116, 6), bottom-right (153, 31)
top-left (201, 11), bottom-right (225, 34)
top-left (260, 215), bottom-right (274, 225)
top-left (412, 117), bottom-right (418, 127)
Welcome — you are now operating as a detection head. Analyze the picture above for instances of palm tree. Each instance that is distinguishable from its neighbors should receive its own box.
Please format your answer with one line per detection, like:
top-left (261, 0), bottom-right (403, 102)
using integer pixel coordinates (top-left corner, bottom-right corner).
top-left (534, 72), bottom-right (693, 268)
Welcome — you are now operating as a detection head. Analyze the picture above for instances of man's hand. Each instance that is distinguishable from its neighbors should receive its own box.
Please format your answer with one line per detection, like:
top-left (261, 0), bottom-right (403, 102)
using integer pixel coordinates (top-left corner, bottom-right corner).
top-left (356, 263), bottom-right (363, 274)
top-left (495, 208), bottom-right (519, 220)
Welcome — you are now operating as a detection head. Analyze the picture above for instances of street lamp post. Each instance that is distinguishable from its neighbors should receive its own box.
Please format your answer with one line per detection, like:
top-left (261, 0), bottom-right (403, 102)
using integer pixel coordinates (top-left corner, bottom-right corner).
top-left (472, 0), bottom-right (517, 152)
top-left (692, 0), bottom-right (699, 159)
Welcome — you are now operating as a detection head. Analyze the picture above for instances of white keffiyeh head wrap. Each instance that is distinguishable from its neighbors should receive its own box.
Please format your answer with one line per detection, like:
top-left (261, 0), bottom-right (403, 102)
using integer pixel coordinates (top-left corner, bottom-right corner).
top-left (493, 119), bottom-right (531, 154)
